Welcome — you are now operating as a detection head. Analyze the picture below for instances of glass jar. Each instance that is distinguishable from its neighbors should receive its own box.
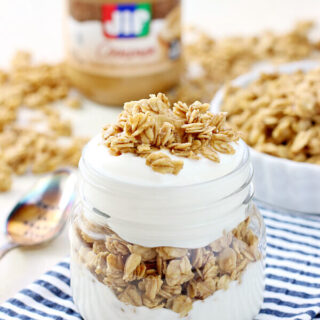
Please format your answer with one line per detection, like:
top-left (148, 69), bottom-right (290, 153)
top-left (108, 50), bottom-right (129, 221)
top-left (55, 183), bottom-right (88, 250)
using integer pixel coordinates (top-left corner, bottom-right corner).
top-left (69, 139), bottom-right (265, 320)
top-left (64, 0), bottom-right (181, 106)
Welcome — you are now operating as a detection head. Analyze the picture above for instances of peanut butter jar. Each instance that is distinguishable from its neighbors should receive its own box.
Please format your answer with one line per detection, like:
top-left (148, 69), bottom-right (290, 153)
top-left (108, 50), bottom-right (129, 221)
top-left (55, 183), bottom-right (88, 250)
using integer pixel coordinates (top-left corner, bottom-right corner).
top-left (64, 0), bottom-right (181, 105)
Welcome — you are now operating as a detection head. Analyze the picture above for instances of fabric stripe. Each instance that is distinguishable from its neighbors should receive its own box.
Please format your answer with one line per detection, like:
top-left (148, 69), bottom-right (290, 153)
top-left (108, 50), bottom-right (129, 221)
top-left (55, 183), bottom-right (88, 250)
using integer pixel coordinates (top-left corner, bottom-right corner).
top-left (264, 215), bottom-right (320, 232)
top-left (267, 252), bottom-right (320, 268)
top-left (2, 208), bottom-right (320, 320)
top-left (33, 280), bottom-right (72, 300)
top-left (6, 299), bottom-right (62, 320)
top-left (13, 293), bottom-right (78, 320)
top-left (19, 289), bottom-right (79, 317)
top-left (0, 306), bottom-right (35, 320)
top-left (57, 262), bottom-right (70, 270)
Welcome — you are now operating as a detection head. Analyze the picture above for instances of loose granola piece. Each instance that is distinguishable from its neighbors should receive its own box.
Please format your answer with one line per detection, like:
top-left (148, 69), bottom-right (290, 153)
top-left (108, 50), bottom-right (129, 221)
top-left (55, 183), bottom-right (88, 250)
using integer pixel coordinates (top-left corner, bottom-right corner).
top-left (222, 68), bottom-right (320, 164)
top-left (93, 241), bottom-right (107, 254)
top-left (107, 254), bottom-right (124, 275)
top-left (128, 244), bottom-right (157, 261)
top-left (217, 248), bottom-right (237, 275)
top-left (209, 231), bottom-right (233, 253)
top-left (123, 254), bottom-right (142, 281)
top-left (142, 275), bottom-right (163, 300)
top-left (217, 274), bottom-right (231, 291)
top-left (134, 263), bottom-right (147, 280)
top-left (156, 247), bottom-right (188, 260)
top-left (65, 97), bottom-right (82, 109)
top-left (187, 278), bottom-right (216, 299)
top-left (80, 230), bottom-right (95, 244)
top-left (156, 256), bottom-right (168, 277)
top-left (78, 247), bottom-right (94, 265)
top-left (159, 284), bottom-right (182, 299)
top-left (142, 295), bottom-right (165, 309)
top-left (166, 256), bottom-right (194, 286)
top-left (231, 258), bottom-right (249, 281)
top-left (169, 295), bottom-right (193, 318)
top-left (92, 252), bottom-right (108, 276)
top-left (48, 116), bottom-right (72, 137)
top-left (190, 248), bottom-right (210, 269)
top-left (146, 152), bottom-right (183, 175)
top-left (118, 285), bottom-right (143, 307)
top-left (11, 51), bottom-right (31, 70)
top-left (0, 159), bottom-right (12, 192)
top-left (0, 70), bottom-right (8, 84)
top-left (106, 236), bottom-right (130, 256)
top-left (202, 255), bottom-right (219, 279)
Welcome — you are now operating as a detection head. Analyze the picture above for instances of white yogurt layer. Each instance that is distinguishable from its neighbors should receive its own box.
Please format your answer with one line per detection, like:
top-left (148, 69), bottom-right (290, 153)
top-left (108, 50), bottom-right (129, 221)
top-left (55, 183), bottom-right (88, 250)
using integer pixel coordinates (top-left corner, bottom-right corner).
top-left (71, 253), bottom-right (264, 320)
top-left (78, 134), bottom-right (251, 248)
top-left (83, 135), bottom-right (244, 187)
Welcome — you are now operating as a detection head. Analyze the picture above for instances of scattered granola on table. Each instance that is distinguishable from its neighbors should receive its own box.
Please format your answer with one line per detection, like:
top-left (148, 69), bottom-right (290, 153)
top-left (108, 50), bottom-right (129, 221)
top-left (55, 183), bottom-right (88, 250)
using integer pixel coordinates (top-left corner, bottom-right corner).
top-left (173, 21), bottom-right (320, 104)
top-left (102, 93), bottom-right (239, 175)
top-left (0, 51), bottom-right (87, 192)
top-left (75, 215), bottom-right (260, 317)
top-left (221, 68), bottom-right (320, 165)
top-left (3, 21), bottom-right (320, 191)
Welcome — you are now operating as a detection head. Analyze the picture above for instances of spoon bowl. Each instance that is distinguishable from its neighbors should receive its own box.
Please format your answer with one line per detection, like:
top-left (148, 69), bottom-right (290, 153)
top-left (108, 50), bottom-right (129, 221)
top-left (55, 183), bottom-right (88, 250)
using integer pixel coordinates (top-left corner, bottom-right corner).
top-left (1, 168), bottom-right (77, 258)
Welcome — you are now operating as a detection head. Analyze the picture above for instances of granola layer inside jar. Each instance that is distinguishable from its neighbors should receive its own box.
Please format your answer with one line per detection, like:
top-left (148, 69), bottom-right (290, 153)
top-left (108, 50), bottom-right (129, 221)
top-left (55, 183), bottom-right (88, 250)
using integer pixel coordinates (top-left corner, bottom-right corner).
top-left (70, 205), bottom-right (264, 318)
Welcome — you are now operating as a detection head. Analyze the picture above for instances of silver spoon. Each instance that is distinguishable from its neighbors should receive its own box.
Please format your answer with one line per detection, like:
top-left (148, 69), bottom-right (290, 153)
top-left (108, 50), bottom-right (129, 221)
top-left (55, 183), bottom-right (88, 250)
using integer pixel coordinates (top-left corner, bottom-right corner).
top-left (0, 168), bottom-right (77, 259)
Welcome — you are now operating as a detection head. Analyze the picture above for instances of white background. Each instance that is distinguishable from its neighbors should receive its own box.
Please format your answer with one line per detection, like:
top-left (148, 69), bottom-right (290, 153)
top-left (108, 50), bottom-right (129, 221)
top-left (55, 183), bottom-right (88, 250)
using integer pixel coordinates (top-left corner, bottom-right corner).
top-left (1, 0), bottom-right (320, 303)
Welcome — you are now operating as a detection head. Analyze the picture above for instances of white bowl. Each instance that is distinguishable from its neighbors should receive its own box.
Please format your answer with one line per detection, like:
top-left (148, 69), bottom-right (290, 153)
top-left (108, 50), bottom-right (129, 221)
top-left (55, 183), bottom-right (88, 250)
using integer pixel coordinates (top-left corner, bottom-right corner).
top-left (211, 60), bottom-right (320, 214)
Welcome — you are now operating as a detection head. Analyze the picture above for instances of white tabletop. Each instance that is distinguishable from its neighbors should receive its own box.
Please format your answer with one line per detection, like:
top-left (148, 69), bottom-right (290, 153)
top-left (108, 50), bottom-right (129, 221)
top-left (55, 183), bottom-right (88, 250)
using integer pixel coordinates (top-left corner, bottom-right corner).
top-left (1, 0), bottom-right (320, 303)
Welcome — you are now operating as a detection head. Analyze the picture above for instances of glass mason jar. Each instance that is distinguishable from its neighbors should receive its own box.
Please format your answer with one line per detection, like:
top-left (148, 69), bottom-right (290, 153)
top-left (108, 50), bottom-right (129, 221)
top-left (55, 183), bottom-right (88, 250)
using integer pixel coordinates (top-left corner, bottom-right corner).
top-left (69, 139), bottom-right (266, 320)
top-left (64, 0), bottom-right (181, 106)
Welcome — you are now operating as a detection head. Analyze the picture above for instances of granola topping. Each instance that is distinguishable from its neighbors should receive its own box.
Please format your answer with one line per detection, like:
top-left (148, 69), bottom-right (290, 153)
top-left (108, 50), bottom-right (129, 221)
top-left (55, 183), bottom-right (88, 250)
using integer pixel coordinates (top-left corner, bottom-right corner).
top-left (100, 93), bottom-right (239, 177)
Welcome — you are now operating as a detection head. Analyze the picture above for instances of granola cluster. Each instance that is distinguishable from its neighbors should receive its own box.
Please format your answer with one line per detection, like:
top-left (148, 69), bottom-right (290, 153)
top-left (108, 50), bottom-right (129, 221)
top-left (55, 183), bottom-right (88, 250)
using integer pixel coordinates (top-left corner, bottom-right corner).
top-left (102, 93), bottom-right (239, 175)
top-left (0, 51), bottom-right (86, 191)
top-left (75, 216), bottom-right (260, 317)
top-left (174, 21), bottom-right (320, 104)
top-left (221, 69), bottom-right (320, 165)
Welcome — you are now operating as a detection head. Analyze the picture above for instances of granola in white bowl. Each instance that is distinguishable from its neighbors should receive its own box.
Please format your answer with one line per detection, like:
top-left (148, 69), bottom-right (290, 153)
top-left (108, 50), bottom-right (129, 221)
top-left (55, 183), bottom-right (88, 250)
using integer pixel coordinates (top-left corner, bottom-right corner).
top-left (211, 60), bottom-right (320, 214)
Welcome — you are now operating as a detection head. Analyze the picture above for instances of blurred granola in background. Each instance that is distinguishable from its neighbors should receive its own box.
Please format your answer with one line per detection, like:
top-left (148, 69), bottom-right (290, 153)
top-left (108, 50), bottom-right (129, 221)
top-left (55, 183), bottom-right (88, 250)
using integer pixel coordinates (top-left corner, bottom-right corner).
top-left (1, 20), bottom-right (320, 192)
top-left (0, 51), bottom-right (87, 192)
top-left (173, 21), bottom-right (320, 103)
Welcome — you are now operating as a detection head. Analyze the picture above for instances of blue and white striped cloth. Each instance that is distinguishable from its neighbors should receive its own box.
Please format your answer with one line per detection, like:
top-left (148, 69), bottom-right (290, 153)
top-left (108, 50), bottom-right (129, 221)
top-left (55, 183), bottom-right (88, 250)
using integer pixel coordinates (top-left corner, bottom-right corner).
top-left (1, 207), bottom-right (320, 320)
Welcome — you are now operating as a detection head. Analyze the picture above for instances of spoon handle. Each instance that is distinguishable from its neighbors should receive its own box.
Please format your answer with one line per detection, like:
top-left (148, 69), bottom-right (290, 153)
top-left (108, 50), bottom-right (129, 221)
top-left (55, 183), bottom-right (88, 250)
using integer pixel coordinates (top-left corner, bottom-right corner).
top-left (0, 241), bottom-right (19, 260)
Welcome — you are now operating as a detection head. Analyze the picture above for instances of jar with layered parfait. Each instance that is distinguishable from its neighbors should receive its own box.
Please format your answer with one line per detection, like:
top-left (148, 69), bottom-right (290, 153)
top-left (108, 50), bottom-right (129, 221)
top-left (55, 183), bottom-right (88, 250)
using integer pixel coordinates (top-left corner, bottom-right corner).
top-left (69, 93), bottom-right (265, 320)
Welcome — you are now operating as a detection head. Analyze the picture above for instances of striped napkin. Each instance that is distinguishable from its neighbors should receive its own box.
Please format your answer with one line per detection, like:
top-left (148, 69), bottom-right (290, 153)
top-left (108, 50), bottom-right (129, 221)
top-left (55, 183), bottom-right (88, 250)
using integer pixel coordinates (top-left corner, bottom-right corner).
top-left (1, 207), bottom-right (320, 320)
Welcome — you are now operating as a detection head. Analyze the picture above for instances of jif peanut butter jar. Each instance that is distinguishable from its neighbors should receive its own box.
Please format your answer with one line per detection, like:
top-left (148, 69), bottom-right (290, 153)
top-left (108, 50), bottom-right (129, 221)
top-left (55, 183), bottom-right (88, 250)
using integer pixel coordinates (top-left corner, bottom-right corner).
top-left (64, 0), bottom-right (181, 105)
